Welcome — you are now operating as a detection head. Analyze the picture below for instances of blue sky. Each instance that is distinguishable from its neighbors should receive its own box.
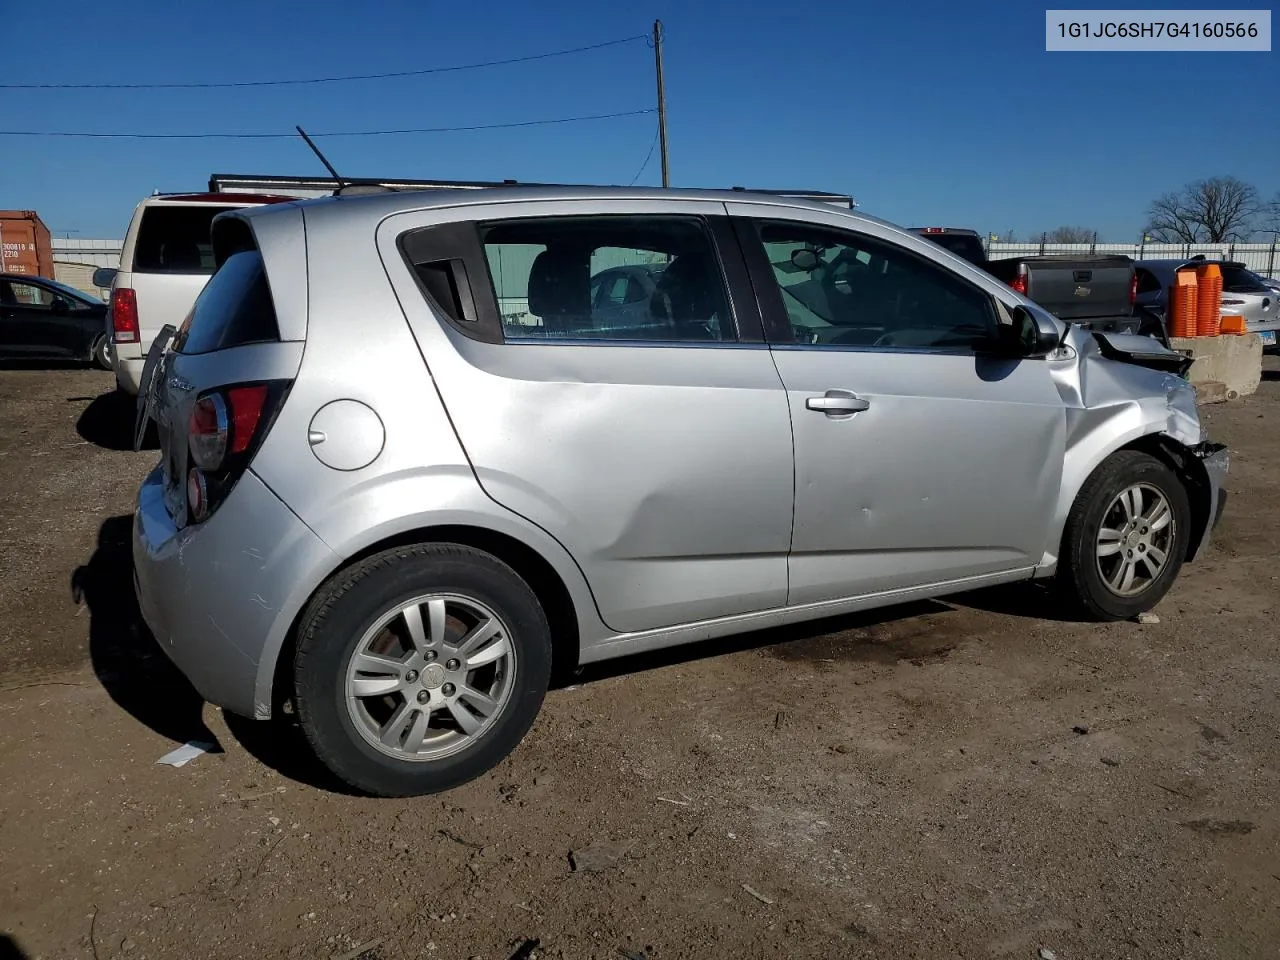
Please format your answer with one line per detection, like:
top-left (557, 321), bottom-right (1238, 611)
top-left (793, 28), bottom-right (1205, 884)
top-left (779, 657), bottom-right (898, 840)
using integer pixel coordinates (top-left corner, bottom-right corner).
top-left (1, 0), bottom-right (1275, 241)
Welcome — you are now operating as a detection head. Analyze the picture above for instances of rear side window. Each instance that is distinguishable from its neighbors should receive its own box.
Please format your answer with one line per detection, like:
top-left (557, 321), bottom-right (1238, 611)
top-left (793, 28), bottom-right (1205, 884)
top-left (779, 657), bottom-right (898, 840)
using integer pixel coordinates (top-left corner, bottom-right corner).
top-left (1221, 266), bottom-right (1269, 293)
top-left (479, 216), bottom-right (735, 342)
top-left (1135, 268), bottom-right (1163, 294)
top-left (133, 206), bottom-right (234, 275)
top-left (173, 250), bottom-right (279, 355)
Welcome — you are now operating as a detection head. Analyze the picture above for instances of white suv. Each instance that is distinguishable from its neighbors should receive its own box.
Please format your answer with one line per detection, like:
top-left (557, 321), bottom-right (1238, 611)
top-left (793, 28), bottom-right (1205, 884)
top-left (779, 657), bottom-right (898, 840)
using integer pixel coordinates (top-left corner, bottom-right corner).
top-left (104, 192), bottom-right (293, 394)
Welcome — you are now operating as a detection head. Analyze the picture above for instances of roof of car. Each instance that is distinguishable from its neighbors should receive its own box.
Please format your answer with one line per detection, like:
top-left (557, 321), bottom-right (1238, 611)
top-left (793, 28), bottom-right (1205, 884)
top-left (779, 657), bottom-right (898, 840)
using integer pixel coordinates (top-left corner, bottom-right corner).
top-left (1137, 258), bottom-right (1247, 269)
top-left (228, 184), bottom-right (892, 232)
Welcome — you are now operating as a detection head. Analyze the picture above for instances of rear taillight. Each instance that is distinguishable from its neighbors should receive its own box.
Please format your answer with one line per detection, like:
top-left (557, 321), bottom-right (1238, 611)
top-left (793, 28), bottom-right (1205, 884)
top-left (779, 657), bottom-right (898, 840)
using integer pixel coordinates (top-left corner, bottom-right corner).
top-left (1010, 268), bottom-right (1028, 296)
top-left (185, 380), bottom-right (288, 524)
top-left (188, 393), bottom-right (228, 470)
top-left (1129, 273), bottom-right (1138, 306)
top-left (111, 288), bottom-right (139, 343)
top-left (226, 385), bottom-right (270, 454)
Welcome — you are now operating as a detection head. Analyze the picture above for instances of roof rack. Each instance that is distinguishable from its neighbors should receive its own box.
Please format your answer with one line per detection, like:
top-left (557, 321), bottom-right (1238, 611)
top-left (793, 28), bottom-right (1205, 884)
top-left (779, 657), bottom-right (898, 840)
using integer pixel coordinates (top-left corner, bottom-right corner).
top-left (206, 173), bottom-right (855, 208)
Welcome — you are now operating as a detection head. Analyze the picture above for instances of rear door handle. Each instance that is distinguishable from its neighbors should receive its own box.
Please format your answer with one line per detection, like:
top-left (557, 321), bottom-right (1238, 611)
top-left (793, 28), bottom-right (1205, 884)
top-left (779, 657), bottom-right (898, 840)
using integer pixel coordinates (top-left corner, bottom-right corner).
top-left (805, 390), bottom-right (871, 416)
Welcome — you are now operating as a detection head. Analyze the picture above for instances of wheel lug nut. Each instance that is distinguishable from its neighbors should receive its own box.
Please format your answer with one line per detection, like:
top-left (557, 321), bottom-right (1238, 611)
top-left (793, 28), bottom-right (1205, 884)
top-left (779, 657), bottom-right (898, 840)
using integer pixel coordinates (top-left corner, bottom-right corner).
top-left (405, 670), bottom-right (418, 683)
top-left (417, 690), bottom-right (429, 704)
top-left (442, 683), bottom-right (456, 696)
top-left (424, 651), bottom-right (437, 662)
top-left (446, 659), bottom-right (460, 671)
top-left (1127, 550), bottom-right (1134, 557)
top-left (1138, 544), bottom-right (1146, 552)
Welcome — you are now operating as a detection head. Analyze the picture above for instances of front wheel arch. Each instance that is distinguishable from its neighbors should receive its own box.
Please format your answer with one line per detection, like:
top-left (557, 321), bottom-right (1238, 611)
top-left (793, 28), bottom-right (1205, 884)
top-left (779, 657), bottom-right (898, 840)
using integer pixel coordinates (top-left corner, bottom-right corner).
top-left (1119, 434), bottom-right (1212, 562)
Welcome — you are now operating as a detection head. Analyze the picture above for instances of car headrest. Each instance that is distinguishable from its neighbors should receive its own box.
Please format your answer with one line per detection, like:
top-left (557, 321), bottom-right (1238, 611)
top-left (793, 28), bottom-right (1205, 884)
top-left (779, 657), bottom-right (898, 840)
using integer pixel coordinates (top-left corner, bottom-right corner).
top-left (528, 247), bottom-right (590, 328)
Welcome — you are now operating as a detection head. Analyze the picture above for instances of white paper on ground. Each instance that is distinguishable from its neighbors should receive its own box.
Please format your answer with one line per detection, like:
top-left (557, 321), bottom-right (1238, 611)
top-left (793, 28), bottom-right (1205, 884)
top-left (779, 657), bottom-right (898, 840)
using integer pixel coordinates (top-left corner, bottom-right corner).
top-left (156, 741), bottom-right (217, 767)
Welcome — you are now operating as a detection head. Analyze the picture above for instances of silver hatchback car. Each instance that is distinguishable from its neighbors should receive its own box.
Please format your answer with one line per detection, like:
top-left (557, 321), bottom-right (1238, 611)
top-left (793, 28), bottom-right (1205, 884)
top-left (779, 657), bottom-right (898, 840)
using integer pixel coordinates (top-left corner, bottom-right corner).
top-left (132, 187), bottom-right (1228, 796)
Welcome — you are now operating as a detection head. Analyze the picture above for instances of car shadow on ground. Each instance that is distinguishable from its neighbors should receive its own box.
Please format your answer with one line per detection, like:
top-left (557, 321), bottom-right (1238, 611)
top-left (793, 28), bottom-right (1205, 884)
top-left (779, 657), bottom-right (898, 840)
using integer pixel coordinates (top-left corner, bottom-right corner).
top-left (75, 514), bottom-right (359, 794)
top-left (75, 389), bottom-right (155, 451)
top-left (74, 515), bottom-right (224, 754)
top-left (0, 934), bottom-right (31, 960)
top-left (74, 513), bottom-right (1081, 793)
top-left (1262, 369), bottom-right (1279, 382)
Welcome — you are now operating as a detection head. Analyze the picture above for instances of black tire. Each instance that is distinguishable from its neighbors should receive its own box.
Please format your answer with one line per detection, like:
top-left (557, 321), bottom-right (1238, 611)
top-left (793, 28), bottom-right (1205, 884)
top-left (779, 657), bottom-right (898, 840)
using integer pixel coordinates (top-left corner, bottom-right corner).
top-left (91, 335), bottom-right (112, 371)
top-left (294, 543), bottom-right (551, 797)
top-left (1058, 450), bottom-right (1191, 621)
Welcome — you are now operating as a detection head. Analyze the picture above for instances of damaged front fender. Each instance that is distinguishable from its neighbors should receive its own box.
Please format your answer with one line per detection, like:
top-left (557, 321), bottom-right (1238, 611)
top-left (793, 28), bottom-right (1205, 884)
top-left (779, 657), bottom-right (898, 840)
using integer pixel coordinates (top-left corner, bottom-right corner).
top-left (1037, 325), bottom-right (1227, 572)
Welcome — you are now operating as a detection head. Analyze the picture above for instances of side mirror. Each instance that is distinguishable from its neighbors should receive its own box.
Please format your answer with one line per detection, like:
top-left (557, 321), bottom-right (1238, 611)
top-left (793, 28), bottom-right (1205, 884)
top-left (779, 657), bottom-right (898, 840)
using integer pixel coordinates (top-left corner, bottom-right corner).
top-left (92, 267), bottom-right (117, 289)
top-left (49, 297), bottom-right (70, 315)
top-left (995, 304), bottom-right (1062, 357)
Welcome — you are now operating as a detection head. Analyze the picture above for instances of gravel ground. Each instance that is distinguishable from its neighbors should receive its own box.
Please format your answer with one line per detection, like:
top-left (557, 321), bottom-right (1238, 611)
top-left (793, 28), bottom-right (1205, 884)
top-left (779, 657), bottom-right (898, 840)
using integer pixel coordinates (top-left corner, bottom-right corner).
top-left (1, 360), bottom-right (1278, 960)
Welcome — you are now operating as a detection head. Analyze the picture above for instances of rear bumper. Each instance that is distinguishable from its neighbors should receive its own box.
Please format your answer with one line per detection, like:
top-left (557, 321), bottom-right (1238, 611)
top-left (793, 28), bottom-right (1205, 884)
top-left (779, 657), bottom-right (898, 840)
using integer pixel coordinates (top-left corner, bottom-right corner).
top-left (133, 464), bottom-right (338, 718)
top-left (115, 356), bottom-right (144, 395)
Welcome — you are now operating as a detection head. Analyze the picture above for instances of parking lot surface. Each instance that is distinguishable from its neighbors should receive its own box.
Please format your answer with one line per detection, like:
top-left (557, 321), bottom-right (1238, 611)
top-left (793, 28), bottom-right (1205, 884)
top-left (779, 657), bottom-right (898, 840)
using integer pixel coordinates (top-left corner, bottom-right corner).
top-left (1, 361), bottom-right (1278, 959)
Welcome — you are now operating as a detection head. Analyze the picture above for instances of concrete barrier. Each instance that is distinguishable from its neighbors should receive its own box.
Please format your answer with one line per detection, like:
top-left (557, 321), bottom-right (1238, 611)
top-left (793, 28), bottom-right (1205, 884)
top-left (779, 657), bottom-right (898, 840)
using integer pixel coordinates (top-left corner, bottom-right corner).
top-left (1169, 333), bottom-right (1263, 401)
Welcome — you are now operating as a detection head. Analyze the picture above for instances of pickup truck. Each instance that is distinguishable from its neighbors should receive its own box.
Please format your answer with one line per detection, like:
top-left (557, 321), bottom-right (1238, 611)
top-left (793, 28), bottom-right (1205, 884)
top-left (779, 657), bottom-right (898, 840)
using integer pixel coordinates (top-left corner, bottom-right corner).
top-left (984, 254), bottom-right (1146, 337)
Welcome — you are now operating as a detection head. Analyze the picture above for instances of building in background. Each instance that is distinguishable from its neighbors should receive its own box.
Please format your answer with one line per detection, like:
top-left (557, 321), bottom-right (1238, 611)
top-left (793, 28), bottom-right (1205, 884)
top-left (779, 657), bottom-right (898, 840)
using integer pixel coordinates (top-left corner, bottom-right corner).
top-left (50, 238), bottom-right (123, 300)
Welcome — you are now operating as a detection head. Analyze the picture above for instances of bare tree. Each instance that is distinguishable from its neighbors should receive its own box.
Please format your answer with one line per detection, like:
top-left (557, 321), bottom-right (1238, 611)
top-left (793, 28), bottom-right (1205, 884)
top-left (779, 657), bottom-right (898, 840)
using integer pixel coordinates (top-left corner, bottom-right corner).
top-left (1146, 176), bottom-right (1260, 243)
top-left (1265, 192), bottom-right (1280, 236)
top-left (1045, 226), bottom-right (1095, 243)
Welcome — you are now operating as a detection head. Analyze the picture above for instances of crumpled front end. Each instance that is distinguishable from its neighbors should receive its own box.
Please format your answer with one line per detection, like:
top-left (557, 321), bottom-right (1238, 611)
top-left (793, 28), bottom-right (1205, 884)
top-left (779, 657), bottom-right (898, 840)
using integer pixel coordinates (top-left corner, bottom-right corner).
top-left (1040, 325), bottom-right (1228, 570)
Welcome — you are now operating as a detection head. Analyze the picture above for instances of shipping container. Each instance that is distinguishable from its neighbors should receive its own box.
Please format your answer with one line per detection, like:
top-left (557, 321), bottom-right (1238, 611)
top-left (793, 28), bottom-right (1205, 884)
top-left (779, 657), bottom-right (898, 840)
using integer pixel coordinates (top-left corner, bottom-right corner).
top-left (0, 210), bottom-right (54, 277)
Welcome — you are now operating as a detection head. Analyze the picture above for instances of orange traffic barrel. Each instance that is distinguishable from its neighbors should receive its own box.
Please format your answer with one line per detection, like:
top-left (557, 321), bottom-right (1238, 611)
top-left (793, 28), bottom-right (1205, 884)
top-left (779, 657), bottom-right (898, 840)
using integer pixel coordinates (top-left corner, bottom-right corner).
top-left (1169, 269), bottom-right (1199, 338)
top-left (1220, 314), bottom-right (1247, 335)
top-left (1195, 262), bottom-right (1223, 336)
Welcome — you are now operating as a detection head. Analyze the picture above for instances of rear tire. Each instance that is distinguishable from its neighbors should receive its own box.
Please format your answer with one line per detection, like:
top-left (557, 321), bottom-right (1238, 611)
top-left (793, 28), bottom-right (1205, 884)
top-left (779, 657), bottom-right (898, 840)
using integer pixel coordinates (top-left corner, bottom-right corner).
top-left (1058, 450), bottom-right (1191, 620)
top-left (91, 335), bottom-right (112, 371)
top-left (294, 543), bottom-right (552, 797)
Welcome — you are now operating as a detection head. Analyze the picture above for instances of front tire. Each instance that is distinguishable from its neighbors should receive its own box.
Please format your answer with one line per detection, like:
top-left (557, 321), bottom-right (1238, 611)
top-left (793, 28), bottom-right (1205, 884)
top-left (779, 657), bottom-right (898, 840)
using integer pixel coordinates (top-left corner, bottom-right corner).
top-left (1058, 450), bottom-right (1191, 620)
top-left (294, 543), bottom-right (552, 797)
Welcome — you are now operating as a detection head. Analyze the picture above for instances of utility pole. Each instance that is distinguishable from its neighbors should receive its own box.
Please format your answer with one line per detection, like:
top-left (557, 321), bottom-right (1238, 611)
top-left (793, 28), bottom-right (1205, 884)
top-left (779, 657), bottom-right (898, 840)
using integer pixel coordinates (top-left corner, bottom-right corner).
top-left (653, 19), bottom-right (670, 187)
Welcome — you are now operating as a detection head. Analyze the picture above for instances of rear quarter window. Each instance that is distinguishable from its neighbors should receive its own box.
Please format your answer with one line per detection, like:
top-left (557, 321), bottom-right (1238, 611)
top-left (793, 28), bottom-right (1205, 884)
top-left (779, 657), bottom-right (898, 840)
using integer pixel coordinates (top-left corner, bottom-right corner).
top-left (132, 206), bottom-right (236, 275)
top-left (173, 250), bottom-right (279, 355)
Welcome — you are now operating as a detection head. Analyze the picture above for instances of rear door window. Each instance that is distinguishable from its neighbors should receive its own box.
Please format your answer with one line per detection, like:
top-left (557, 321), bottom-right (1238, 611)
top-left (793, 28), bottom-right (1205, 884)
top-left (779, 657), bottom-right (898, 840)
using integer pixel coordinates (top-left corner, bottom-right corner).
top-left (133, 206), bottom-right (237, 275)
top-left (1221, 266), bottom-right (1270, 293)
top-left (480, 216), bottom-right (736, 342)
top-left (173, 250), bottom-right (279, 355)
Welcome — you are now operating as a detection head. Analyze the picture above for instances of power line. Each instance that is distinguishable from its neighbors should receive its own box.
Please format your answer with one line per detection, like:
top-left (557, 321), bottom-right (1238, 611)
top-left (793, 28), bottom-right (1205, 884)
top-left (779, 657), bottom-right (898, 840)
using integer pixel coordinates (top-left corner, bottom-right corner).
top-left (627, 123), bottom-right (661, 186)
top-left (1, 35), bottom-right (648, 90)
top-left (0, 109), bottom-right (657, 140)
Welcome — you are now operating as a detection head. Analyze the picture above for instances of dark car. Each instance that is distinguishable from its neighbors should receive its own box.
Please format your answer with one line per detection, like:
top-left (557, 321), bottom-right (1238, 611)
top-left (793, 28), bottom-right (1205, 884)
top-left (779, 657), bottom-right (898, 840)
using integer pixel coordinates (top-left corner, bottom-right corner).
top-left (908, 227), bottom-right (989, 268)
top-left (0, 273), bottom-right (111, 369)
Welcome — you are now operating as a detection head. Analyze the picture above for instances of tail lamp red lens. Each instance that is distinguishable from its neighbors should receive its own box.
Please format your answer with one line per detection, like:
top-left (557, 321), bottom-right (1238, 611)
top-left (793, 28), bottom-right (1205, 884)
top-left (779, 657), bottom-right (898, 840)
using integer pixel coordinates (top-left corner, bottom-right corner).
top-left (1010, 270), bottom-right (1029, 296)
top-left (1129, 273), bottom-right (1138, 306)
top-left (111, 288), bottom-right (139, 343)
top-left (226, 385), bottom-right (270, 454)
top-left (184, 380), bottom-right (286, 525)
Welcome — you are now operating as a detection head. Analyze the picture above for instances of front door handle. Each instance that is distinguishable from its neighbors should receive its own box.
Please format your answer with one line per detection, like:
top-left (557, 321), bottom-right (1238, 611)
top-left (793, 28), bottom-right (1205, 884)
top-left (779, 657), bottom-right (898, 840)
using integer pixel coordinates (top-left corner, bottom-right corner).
top-left (805, 390), bottom-right (871, 416)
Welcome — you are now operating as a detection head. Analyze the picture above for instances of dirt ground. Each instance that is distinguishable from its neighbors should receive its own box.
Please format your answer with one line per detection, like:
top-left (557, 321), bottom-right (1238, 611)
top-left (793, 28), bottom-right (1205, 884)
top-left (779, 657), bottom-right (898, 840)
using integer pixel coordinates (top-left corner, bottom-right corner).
top-left (1, 359), bottom-right (1278, 960)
